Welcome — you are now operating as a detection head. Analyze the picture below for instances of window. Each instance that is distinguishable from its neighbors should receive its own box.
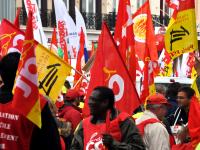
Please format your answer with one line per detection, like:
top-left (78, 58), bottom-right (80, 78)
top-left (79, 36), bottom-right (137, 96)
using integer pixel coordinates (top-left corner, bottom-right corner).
top-left (81, 0), bottom-right (96, 13)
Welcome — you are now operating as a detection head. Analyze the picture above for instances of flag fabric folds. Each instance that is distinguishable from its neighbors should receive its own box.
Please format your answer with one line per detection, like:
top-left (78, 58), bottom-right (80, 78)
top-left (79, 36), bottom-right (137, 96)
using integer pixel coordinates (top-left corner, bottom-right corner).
top-left (132, 0), bottom-right (158, 103)
top-left (54, 0), bottom-right (79, 59)
top-left (23, 0), bottom-right (48, 47)
top-left (132, 0), bottom-right (158, 62)
top-left (114, 0), bottom-right (136, 83)
top-left (0, 19), bottom-right (72, 103)
top-left (12, 12), bottom-right (42, 128)
top-left (165, 0), bottom-right (198, 59)
top-left (83, 22), bottom-right (140, 117)
top-left (188, 96), bottom-right (200, 148)
top-left (74, 28), bottom-right (85, 87)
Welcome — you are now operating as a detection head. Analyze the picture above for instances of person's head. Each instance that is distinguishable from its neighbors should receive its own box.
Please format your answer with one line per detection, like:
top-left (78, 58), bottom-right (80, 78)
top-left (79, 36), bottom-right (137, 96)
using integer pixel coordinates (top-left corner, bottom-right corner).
top-left (177, 87), bottom-right (195, 108)
top-left (65, 89), bottom-right (80, 106)
top-left (146, 93), bottom-right (170, 120)
top-left (156, 84), bottom-right (166, 95)
top-left (88, 86), bottom-right (115, 117)
top-left (166, 82), bottom-right (181, 99)
top-left (0, 52), bottom-right (20, 92)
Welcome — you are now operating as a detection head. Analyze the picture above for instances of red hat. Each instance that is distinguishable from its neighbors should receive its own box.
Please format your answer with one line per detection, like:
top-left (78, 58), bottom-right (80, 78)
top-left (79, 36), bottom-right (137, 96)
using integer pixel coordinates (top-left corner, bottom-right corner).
top-left (147, 93), bottom-right (171, 106)
top-left (65, 89), bottom-right (80, 101)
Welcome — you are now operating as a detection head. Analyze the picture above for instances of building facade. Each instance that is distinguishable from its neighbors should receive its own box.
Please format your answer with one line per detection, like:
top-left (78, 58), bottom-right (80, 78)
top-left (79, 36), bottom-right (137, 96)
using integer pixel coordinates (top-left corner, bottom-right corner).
top-left (0, 0), bottom-right (199, 49)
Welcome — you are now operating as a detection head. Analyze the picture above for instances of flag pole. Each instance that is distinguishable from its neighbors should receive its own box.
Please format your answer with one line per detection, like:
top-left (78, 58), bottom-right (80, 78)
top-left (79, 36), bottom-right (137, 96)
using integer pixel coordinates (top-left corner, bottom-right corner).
top-left (152, 19), bottom-right (166, 27)
top-left (73, 76), bottom-right (84, 89)
top-left (71, 67), bottom-right (89, 82)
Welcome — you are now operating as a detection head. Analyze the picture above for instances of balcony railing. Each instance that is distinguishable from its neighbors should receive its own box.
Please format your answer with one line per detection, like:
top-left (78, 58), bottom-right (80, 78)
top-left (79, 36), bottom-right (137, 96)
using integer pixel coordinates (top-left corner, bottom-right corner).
top-left (19, 9), bottom-right (170, 30)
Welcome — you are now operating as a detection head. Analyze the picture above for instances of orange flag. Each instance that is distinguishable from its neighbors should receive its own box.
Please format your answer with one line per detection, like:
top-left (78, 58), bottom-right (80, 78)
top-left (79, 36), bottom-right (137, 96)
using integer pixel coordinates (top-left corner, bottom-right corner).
top-left (74, 28), bottom-right (85, 87)
top-left (114, 0), bottom-right (136, 83)
top-left (83, 22), bottom-right (140, 117)
top-left (12, 12), bottom-right (42, 127)
top-left (132, 0), bottom-right (158, 62)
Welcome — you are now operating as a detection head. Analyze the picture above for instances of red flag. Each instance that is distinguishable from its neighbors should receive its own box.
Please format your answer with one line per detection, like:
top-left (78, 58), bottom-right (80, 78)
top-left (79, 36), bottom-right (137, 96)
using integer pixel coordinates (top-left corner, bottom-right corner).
top-left (14, 7), bottom-right (21, 28)
top-left (132, 0), bottom-right (158, 62)
top-left (83, 23), bottom-right (140, 117)
top-left (114, 0), bottom-right (136, 83)
top-left (188, 96), bottom-right (200, 147)
top-left (140, 50), bottom-right (155, 103)
top-left (12, 12), bottom-right (41, 127)
top-left (50, 27), bottom-right (58, 55)
top-left (74, 28), bottom-right (85, 86)
top-left (0, 20), bottom-right (24, 58)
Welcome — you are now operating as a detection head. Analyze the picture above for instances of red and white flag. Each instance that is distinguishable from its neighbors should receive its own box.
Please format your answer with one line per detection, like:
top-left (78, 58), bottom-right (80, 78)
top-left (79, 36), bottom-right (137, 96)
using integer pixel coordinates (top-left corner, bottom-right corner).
top-left (83, 23), bottom-right (140, 117)
top-left (12, 12), bottom-right (42, 128)
top-left (114, 0), bottom-right (136, 83)
top-left (132, 0), bottom-right (158, 62)
top-left (181, 52), bottom-right (195, 78)
top-left (166, 0), bottom-right (179, 19)
top-left (24, 0), bottom-right (48, 47)
top-left (133, 0), bottom-right (158, 103)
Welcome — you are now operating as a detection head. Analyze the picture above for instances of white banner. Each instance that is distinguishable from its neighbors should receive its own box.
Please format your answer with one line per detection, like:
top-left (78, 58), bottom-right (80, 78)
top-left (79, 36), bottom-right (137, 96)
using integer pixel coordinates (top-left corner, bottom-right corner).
top-left (24, 0), bottom-right (48, 47)
top-left (75, 7), bottom-right (88, 48)
top-left (54, 0), bottom-right (79, 59)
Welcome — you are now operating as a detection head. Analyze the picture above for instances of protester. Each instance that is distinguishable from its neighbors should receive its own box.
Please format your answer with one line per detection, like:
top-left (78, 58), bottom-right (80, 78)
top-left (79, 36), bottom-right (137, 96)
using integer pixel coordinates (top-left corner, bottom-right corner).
top-left (165, 82), bottom-right (181, 116)
top-left (0, 52), bottom-right (61, 150)
top-left (71, 86), bottom-right (145, 150)
top-left (136, 93), bottom-right (171, 150)
top-left (58, 89), bottom-right (83, 149)
top-left (167, 87), bottom-right (195, 145)
top-left (48, 101), bottom-right (72, 150)
top-left (58, 89), bottom-right (83, 132)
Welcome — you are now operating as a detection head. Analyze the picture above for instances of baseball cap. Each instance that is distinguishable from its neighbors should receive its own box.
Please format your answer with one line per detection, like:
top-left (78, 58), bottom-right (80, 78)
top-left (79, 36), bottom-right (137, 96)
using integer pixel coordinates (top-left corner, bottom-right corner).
top-left (147, 93), bottom-right (171, 106)
top-left (65, 89), bottom-right (80, 101)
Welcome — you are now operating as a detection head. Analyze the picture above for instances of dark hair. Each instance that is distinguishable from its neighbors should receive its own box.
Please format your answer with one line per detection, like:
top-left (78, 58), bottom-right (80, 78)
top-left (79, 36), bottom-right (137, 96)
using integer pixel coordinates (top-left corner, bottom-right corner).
top-left (178, 86), bottom-right (195, 100)
top-left (166, 82), bottom-right (181, 99)
top-left (0, 52), bottom-right (20, 91)
top-left (93, 86), bottom-right (115, 109)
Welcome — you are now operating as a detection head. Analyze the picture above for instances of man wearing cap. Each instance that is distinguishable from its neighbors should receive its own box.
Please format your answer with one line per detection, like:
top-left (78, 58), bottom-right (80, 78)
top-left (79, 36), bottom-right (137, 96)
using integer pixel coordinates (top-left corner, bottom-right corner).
top-left (71, 86), bottom-right (145, 150)
top-left (58, 89), bottom-right (83, 149)
top-left (136, 93), bottom-right (170, 150)
top-left (58, 89), bottom-right (83, 132)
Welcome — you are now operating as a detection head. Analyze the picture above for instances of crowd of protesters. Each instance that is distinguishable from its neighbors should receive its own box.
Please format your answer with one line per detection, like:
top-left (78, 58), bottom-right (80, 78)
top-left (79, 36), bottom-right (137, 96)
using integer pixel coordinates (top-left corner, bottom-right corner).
top-left (0, 52), bottom-right (200, 150)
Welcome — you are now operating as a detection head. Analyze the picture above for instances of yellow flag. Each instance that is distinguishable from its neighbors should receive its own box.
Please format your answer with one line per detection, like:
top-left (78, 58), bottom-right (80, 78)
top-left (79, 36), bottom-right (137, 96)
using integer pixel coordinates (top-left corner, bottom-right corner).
top-left (165, 1), bottom-right (198, 59)
top-left (36, 44), bottom-right (71, 103)
top-left (159, 62), bottom-right (173, 77)
top-left (191, 77), bottom-right (200, 99)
